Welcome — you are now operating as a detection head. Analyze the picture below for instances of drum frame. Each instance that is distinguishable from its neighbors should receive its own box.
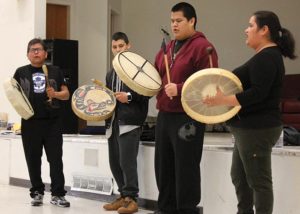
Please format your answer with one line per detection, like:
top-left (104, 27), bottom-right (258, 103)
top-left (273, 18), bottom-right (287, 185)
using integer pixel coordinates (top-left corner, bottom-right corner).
top-left (112, 51), bottom-right (161, 96)
top-left (181, 68), bottom-right (243, 124)
top-left (3, 78), bottom-right (34, 120)
top-left (71, 84), bottom-right (116, 121)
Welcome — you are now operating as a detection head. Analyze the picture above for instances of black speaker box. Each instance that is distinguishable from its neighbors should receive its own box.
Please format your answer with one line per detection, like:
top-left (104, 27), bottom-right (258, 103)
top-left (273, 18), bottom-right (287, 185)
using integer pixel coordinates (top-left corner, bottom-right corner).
top-left (44, 39), bottom-right (79, 134)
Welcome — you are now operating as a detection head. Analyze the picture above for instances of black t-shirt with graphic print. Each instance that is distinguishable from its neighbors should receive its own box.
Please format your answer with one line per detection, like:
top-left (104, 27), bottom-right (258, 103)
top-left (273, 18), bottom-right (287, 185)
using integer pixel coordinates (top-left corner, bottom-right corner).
top-left (13, 64), bottom-right (66, 119)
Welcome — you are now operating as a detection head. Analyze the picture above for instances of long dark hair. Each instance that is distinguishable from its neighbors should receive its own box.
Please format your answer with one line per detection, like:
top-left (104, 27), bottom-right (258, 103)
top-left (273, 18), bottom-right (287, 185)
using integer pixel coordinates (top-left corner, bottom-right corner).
top-left (254, 11), bottom-right (297, 59)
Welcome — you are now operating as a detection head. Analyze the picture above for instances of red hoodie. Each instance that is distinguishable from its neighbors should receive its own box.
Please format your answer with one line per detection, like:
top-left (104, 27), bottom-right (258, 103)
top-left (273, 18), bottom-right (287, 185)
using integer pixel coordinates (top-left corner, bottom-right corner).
top-left (155, 31), bottom-right (218, 112)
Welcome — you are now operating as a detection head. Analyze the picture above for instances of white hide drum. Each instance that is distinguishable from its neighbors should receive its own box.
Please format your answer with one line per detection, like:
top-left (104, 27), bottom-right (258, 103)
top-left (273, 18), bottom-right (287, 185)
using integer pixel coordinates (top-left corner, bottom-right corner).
top-left (3, 78), bottom-right (34, 120)
top-left (72, 84), bottom-right (116, 121)
top-left (112, 51), bottom-right (162, 96)
top-left (181, 68), bottom-right (243, 124)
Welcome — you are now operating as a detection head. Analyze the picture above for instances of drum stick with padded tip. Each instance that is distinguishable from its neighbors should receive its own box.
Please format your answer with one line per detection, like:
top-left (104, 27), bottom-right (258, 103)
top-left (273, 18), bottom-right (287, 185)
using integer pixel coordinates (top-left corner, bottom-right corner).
top-left (206, 46), bottom-right (214, 68)
top-left (91, 78), bottom-right (105, 87)
top-left (164, 55), bottom-right (171, 84)
top-left (42, 64), bottom-right (50, 86)
top-left (42, 64), bottom-right (52, 102)
top-left (91, 78), bottom-right (115, 96)
top-left (164, 55), bottom-right (173, 100)
top-left (161, 38), bottom-right (172, 100)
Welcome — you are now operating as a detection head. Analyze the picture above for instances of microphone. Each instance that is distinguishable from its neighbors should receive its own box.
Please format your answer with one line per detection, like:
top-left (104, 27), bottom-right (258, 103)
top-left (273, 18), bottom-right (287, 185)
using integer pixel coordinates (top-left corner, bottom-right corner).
top-left (160, 27), bottom-right (171, 44)
top-left (161, 28), bottom-right (170, 36)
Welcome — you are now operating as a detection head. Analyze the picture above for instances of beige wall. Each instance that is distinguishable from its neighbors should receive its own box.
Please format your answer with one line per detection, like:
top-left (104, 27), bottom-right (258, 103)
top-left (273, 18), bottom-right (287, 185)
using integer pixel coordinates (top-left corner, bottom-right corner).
top-left (122, 0), bottom-right (299, 74)
top-left (74, 0), bottom-right (108, 86)
top-left (0, 0), bottom-right (46, 123)
top-left (120, 0), bottom-right (199, 63)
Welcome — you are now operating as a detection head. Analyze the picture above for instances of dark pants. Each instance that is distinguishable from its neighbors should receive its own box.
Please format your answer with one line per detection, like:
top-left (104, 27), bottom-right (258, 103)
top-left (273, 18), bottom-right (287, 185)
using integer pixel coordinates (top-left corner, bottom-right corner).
top-left (155, 112), bottom-right (205, 214)
top-left (21, 118), bottom-right (67, 198)
top-left (230, 126), bottom-right (282, 214)
top-left (108, 120), bottom-right (141, 199)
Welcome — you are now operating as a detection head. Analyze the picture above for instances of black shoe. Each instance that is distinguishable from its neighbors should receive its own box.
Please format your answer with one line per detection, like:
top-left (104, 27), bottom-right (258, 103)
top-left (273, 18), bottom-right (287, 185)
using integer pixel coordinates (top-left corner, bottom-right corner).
top-left (149, 210), bottom-right (168, 214)
top-left (50, 196), bottom-right (70, 207)
top-left (31, 191), bottom-right (43, 206)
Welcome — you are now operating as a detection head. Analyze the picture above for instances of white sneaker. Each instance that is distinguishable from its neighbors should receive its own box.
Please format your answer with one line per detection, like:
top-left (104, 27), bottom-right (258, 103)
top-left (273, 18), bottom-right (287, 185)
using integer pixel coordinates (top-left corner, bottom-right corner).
top-left (50, 196), bottom-right (70, 207)
top-left (31, 191), bottom-right (43, 206)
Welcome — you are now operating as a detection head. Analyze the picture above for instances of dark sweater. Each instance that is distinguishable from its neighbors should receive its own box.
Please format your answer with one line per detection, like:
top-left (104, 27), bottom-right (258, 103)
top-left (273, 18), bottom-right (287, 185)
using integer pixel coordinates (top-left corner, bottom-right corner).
top-left (155, 32), bottom-right (218, 112)
top-left (228, 46), bottom-right (284, 129)
top-left (105, 69), bottom-right (149, 126)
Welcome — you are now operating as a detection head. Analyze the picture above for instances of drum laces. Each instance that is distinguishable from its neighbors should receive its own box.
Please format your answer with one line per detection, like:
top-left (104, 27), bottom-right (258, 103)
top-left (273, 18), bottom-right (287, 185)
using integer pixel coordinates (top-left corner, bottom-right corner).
top-left (112, 71), bottom-right (123, 92)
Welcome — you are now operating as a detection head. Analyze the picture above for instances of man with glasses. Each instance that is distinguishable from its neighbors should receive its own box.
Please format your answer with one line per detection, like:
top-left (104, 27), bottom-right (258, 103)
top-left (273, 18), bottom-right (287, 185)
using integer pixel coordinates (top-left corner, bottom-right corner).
top-left (13, 38), bottom-right (70, 207)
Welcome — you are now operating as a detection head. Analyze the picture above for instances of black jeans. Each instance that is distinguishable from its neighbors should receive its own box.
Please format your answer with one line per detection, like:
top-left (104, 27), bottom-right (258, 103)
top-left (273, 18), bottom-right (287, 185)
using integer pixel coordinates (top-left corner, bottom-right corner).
top-left (21, 118), bottom-right (67, 198)
top-left (230, 126), bottom-right (282, 214)
top-left (108, 120), bottom-right (141, 199)
top-left (155, 112), bottom-right (205, 214)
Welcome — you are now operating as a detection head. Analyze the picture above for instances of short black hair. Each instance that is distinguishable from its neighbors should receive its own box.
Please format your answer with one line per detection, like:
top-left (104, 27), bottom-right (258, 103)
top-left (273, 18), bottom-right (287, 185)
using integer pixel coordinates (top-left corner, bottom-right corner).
top-left (172, 2), bottom-right (197, 29)
top-left (112, 32), bottom-right (129, 44)
top-left (27, 38), bottom-right (47, 53)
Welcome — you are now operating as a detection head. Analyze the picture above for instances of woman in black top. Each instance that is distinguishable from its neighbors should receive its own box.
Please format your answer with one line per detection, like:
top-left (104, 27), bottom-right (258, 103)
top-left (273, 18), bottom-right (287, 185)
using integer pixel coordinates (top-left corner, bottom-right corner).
top-left (203, 11), bottom-right (296, 214)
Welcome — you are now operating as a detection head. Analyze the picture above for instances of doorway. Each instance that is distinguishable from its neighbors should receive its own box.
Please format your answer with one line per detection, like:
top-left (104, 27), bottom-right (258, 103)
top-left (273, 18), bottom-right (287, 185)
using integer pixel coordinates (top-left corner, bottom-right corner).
top-left (46, 3), bottom-right (69, 39)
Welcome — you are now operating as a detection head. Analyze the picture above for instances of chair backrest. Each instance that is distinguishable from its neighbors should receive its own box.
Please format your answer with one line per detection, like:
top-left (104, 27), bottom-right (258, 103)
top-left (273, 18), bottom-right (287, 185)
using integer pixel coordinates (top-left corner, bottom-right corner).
top-left (282, 74), bottom-right (300, 99)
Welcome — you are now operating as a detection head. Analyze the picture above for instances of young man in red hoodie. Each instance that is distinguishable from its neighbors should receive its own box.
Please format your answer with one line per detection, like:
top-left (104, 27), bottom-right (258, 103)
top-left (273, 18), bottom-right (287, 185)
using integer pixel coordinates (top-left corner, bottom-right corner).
top-left (153, 2), bottom-right (218, 214)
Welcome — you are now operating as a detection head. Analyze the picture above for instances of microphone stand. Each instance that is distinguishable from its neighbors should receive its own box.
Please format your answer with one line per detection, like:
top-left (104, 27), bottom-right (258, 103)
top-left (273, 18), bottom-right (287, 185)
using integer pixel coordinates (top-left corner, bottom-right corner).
top-left (161, 30), bottom-right (172, 100)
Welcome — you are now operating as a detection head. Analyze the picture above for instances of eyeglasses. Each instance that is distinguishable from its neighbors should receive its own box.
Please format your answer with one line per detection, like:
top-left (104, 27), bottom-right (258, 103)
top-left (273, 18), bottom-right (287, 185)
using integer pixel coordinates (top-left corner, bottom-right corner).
top-left (29, 48), bottom-right (44, 53)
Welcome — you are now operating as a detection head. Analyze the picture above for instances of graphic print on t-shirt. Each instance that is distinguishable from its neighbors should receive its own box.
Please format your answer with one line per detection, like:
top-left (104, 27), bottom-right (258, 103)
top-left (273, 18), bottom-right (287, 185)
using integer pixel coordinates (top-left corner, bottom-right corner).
top-left (32, 73), bottom-right (46, 93)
